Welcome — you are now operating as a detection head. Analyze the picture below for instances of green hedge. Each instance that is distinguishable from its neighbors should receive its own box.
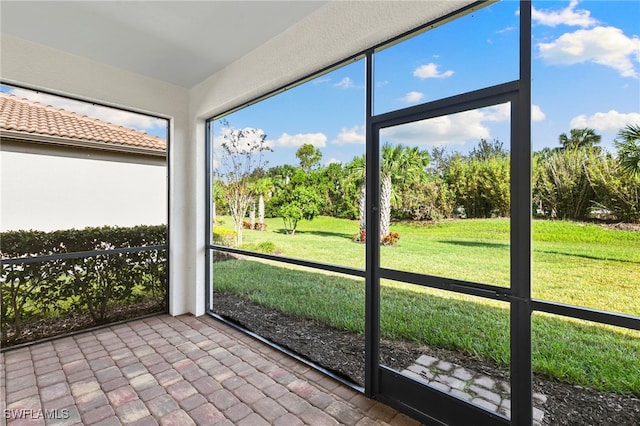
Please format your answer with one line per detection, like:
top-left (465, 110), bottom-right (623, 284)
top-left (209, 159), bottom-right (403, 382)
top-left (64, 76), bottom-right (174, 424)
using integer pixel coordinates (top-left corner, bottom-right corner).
top-left (1, 225), bottom-right (167, 345)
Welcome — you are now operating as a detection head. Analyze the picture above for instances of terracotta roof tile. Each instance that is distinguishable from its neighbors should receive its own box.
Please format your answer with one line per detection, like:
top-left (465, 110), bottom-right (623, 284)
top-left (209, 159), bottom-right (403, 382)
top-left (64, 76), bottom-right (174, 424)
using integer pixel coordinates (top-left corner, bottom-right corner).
top-left (0, 92), bottom-right (166, 153)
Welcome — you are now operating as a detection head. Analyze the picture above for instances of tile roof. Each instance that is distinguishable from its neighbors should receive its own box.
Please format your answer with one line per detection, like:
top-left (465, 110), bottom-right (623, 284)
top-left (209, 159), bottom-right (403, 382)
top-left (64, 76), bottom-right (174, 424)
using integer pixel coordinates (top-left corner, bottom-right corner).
top-left (0, 92), bottom-right (166, 154)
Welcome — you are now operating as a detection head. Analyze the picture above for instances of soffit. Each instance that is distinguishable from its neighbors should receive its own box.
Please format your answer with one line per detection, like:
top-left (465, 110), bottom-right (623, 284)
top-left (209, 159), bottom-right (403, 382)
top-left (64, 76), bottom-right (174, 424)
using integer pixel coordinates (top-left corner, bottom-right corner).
top-left (0, 1), bottom-right (328, 88)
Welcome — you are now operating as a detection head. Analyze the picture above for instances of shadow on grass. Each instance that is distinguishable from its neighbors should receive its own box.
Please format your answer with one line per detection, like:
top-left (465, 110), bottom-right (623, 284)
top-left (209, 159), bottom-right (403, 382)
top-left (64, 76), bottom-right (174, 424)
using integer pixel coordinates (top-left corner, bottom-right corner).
top-left (440, 240), bottom-right (638, 264)
top-left (438, 240), bottom-right (509, 249)
top-left (535, 249), bottom-right (640, 264)
top-left (273, 228), bottom-right (354, 240)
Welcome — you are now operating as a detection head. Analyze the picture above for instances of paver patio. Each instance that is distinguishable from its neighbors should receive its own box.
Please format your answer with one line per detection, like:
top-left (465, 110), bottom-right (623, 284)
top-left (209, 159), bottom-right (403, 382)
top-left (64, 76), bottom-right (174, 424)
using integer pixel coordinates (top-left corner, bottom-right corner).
top-left (1, 315), bottom-right (420, 425)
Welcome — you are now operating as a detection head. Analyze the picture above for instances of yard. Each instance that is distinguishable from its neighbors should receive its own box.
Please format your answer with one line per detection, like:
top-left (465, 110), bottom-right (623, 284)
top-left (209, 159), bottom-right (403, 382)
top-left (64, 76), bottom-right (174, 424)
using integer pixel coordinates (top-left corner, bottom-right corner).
top-left (212, 216), bottom-right (640, 396)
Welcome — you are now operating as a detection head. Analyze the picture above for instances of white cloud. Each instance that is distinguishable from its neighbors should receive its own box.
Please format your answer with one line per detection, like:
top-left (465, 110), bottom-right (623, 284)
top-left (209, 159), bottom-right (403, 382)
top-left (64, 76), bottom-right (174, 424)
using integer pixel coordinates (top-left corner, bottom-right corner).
top-left (334, 77), bottom-right (355, 89)
top-left (313, 77), bottom-right (332, 85)
top-left (268, 132), bottom-right (327, 148)
top-left (8, 87), bottom-right (166, 134)
top-left (400, 91), bottom-right (425, 104)
top-left (532, 104), bottom-right (546, 122)
top-left (333, 126), bottom-right (365, 145)
top-left (497, 26), bottom-right (517, 34)
top-left (326, 158), bottom-right (342, 165)
top-left (537, 26), bottom-right (640, 78)
top-left (532, 0), bottom-right (598, 28)
top-left (380, 105), bottom-right (510, 147)
top-left (570, 110), bottom-right (640, 132)
top-left (413, 63), bottom-right (454, 79)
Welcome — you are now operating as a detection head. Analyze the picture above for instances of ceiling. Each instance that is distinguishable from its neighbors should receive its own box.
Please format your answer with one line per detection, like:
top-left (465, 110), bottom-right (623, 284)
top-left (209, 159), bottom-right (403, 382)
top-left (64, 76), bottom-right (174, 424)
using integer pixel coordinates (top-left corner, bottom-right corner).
top-left (0, 1), bottom-right (328, 88)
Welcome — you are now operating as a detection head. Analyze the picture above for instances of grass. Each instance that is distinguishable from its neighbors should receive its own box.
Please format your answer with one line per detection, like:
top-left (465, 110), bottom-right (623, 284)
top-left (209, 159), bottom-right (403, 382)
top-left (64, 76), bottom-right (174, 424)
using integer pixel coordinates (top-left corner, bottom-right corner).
top-left (212, 215), bottom-right (640, 394)
top-left (217, 216), bottom-right (640, 316)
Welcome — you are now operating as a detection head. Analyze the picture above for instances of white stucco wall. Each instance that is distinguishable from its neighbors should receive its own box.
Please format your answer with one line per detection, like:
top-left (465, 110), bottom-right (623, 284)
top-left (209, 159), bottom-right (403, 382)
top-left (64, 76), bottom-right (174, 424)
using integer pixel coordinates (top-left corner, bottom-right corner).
top-left (1, 1), bottom-right (474, 318)
top-left (0, 151), bottom-right (167, 232)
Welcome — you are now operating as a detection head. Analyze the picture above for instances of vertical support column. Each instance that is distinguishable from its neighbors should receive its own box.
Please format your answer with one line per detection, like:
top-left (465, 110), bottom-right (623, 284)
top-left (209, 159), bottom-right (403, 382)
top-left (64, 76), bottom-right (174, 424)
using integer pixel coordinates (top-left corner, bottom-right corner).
top-left (204, 120), bottom-right (212, 313)
top-left (511, 2), bottom-right (533, 425)
top-left (364, 49), bottom-right (380, 398)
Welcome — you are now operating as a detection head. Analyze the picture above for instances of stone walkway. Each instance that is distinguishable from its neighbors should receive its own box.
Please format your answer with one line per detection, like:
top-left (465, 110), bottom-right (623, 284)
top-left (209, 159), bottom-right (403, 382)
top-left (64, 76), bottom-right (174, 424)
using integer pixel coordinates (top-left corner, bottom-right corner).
top-left (1, 315), bottom-right (419, 426)
top-left (402, 355), bottom-right (547, 425)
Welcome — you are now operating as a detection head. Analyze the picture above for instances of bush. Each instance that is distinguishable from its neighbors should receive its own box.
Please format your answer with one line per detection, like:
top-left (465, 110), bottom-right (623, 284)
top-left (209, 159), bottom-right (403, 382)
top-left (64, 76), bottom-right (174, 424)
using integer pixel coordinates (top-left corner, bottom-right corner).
top-left (534, 149), bottom-right (595, 220)
top-left (1, 225), bottom-right (167, 345)
top-left (213, 228), bottom-right (237, 247)
top-left (587, 154), bottom-right (640, 223)
top-left (447, 155), bottom-right (510, 218)
top-left (381, 232), bottom-right (400, 246)
top-left (241, 241), bottom-right (278, 254)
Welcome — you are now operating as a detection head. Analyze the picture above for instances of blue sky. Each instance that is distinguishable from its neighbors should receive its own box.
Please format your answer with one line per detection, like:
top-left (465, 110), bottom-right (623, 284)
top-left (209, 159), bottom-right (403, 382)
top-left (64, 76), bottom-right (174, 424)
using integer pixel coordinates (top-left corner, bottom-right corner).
top-left (213, 0), bottom-right (639, 168)
top-left (3, 1), bottom-right (638, 169)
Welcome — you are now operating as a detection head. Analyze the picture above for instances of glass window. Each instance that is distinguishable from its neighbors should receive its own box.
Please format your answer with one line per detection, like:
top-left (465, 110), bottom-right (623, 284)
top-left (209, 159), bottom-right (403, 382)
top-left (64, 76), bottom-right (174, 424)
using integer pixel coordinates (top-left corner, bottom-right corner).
top-left (378, 103), bottom-right (511, 288)
top-left (374, 1), bottom-right (519, 115)
top-left (209, 59), bottom-right (366, 270)
top-left (531, 0), bottom-right (640, 316)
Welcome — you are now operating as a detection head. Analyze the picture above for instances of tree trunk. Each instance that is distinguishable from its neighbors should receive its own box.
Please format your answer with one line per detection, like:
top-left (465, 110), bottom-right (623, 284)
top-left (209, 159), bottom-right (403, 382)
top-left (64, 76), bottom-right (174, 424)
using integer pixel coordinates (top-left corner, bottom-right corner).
top-left (380, 174), bottom-right (392, 241)
top-left (249, 200), bottom-right (256, 230)
top-left (258, 194), bottom-right (265, 230)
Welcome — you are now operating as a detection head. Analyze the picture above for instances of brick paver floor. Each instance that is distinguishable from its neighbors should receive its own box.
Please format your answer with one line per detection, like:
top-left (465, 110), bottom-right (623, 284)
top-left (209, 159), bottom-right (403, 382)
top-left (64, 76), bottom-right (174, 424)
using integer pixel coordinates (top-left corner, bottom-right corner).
top-left (1, 315), bottom-right (420, 425)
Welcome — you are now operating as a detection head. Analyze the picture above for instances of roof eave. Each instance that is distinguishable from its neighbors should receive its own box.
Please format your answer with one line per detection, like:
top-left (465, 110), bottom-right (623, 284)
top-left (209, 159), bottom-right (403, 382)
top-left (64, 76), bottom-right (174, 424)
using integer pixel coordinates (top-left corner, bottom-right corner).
top-left (0, 129), bottom-right (166, 157)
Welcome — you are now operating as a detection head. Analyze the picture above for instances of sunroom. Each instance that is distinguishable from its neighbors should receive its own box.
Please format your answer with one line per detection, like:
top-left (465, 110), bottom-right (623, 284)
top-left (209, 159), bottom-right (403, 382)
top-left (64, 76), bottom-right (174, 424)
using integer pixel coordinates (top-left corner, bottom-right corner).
top-left (1, 1), bottom-right (639, 425)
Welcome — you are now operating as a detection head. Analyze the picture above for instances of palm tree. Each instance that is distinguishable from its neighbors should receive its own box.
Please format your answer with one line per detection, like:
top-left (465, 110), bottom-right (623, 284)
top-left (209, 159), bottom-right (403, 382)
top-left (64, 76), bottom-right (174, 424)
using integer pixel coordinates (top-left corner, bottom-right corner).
top-left (615, 124), bottom-right (640, 176)
top-left (346, 155), bottom-right (366, 238)
top-left (559, 128), bottom-right (601, 150)
top-left (379, 144), bottom-right (429, 241)
top-left (255, 177), bottom-right (274, 230)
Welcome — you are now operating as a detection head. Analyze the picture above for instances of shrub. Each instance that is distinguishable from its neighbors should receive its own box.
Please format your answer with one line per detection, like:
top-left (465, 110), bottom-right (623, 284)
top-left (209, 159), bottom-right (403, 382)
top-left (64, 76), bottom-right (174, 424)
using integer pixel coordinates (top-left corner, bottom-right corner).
top-left (241, 241), bottom-right (277, 253)
top-left (587, 154), bottom-right (640, 223)
top-left (1, 225), bottom-right (167, 345)
top-left (213, 228), bottom-right (237, 247)
top-left (381, 232), bottom-right (400, 246)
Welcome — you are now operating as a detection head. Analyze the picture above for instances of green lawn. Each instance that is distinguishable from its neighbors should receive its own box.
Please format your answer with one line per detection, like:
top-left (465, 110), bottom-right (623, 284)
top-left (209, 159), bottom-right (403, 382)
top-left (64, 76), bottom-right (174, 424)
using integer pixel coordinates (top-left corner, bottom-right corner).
top-left (211, 216), bottom-right (640, 394)
top-left (216, 216), bottom-right (640, 317)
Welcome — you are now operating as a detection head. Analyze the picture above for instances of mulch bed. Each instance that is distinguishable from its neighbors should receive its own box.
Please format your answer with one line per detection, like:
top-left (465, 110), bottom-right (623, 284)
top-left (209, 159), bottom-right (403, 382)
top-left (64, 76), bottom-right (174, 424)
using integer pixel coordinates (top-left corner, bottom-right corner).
top-left (1, 300), bottom-right (164, 348)
top-left (213, 292), bottom-right (640, 426)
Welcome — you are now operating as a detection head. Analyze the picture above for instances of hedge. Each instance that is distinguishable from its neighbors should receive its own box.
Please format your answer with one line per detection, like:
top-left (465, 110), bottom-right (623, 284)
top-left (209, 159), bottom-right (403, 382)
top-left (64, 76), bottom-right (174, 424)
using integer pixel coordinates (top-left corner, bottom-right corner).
top-left (1, 225), bottom-right (167, 345)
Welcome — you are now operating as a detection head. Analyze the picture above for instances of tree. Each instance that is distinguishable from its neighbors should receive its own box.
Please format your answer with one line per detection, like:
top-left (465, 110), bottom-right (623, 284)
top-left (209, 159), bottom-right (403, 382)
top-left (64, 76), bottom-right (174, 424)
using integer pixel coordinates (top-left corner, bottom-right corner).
top-left (296, 143), bottom-right (322, 173)
top-left (469, 138), bottom-right (507, 160)
top-left (447, 140), bottom-right (510, 218)
top-left (280, 186), bottom-right (322, 235)
top-left (380, 144), bottom-right (429, 240)
top-left (587, 152), bottom-right (640, 223)
top-left (346, 155), bottom-right (366, 235)
top-left (535, 148), bottom-right (594, 220)
top-left (216, 122), bottom-right (271, 246)
top-left (254, 177), bottom-right (274, 230)
top-left (615, 124), bottom-right (640, 176)
top-left (559, 128), bottom-right (601, 150)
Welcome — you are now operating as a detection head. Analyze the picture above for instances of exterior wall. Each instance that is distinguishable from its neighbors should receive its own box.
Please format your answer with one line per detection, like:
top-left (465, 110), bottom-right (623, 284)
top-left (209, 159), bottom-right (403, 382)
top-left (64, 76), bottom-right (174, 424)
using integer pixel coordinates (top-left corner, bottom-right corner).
top-left (0, 149), bottom-right (167, 232)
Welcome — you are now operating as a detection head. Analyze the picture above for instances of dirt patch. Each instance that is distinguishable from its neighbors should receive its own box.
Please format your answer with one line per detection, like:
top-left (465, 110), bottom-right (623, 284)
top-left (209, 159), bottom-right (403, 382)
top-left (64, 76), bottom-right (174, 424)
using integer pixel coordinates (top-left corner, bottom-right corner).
top-left (213, 292), bottom-right (640, 426)
top-left (599, 222), bottom-right (640, 232)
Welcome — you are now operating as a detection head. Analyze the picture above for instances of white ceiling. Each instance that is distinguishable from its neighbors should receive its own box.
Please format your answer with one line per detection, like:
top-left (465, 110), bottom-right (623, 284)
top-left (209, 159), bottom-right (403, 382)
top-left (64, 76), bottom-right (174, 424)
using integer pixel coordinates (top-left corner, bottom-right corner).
top-left (1, 1), bottom-right (328, 88)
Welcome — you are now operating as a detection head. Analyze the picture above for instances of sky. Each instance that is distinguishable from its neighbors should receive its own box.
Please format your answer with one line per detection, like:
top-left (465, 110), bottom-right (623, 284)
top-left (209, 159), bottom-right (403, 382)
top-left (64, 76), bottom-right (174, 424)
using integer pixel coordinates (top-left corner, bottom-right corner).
top-left (2, 0), bottom-right (638, 171)
top-left (211, 0), bottom-right (640, 169)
